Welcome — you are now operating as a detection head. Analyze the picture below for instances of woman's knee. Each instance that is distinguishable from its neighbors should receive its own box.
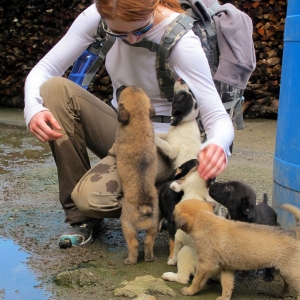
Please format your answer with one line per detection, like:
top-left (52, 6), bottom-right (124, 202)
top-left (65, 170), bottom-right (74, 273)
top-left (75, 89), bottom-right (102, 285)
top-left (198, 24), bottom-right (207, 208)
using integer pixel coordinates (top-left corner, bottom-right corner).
top-left (72, 157), bottom-right (123, 218)
top-left (40, 77), bottom-right (69, 109)
top-left (41, 77), bottom-right (65, 96)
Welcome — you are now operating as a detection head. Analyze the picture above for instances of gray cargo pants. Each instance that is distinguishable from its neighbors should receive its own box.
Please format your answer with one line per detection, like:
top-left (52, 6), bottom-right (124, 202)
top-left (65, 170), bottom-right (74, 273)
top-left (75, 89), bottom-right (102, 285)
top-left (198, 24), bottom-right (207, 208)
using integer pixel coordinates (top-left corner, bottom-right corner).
top-left (41, 77), bottom-right (172, 224)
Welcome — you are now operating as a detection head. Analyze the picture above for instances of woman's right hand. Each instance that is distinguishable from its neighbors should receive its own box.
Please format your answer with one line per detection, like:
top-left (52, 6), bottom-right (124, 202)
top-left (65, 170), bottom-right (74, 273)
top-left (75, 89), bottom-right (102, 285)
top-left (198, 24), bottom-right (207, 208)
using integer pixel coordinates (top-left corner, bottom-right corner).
top-left (29, 111), bottom-right (63, 142)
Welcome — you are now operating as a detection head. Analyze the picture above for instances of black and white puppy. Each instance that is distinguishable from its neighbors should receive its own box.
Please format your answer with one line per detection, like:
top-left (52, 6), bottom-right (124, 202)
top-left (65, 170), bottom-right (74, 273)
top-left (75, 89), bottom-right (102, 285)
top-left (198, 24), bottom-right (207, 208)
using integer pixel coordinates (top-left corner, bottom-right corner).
top-left (154, 78), bottom-right (201, 169)
top-left (208, 180), bottom-right (278, 281)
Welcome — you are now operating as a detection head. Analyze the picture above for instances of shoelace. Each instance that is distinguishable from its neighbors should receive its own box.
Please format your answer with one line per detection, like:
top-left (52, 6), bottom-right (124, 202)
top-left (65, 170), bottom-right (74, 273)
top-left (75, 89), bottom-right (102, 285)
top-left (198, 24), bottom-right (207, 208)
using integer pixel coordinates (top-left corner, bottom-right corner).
top-left (68, 222), bottom-right (88, 228)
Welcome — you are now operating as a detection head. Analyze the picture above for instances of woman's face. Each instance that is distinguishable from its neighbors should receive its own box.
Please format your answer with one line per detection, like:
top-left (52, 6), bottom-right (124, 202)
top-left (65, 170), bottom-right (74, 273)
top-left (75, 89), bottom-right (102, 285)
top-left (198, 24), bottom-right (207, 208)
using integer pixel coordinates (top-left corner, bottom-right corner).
top-left (104, 14), bottom-right (154, 44)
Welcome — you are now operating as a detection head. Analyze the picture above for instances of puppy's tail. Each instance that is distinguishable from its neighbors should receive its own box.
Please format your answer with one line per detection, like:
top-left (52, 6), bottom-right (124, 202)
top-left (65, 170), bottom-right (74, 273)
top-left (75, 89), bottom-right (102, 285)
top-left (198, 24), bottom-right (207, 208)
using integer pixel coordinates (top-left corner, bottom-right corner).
top-left (262, 193), bottom-right (268, 203)
top-left (139, 204), bottom-right (153, 218)
top-left (281, 204), bottom-right (300, 225)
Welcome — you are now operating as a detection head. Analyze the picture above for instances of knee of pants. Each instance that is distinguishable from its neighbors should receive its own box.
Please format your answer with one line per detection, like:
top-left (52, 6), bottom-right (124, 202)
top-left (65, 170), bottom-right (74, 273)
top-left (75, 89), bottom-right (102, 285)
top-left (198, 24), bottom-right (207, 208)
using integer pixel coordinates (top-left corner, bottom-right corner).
top-left (40, 77), bottom-right (65, 97)
top-left (71, 157), bottom-right (123, 218)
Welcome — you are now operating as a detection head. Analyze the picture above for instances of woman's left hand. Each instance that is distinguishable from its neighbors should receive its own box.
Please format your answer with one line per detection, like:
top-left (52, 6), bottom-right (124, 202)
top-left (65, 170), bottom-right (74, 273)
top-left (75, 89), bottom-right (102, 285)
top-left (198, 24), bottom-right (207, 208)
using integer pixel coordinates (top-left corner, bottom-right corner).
top-left (197, 144), bottom-right (226, 180)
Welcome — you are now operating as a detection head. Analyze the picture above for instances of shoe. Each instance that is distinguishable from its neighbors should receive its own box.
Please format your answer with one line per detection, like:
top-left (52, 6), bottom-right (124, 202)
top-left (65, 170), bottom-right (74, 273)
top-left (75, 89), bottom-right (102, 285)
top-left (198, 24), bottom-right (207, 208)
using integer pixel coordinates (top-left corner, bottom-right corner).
top-left (59, 218), bottom-right (107, 249)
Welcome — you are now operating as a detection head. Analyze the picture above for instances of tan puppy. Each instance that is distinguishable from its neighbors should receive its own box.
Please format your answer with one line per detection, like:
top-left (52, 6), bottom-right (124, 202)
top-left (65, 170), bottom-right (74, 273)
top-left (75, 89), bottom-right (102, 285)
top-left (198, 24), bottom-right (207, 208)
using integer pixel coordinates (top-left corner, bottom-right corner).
top-left (173, 199), bottom-right (300, 300)
top-left (108, 85), bottom-right (160, 265)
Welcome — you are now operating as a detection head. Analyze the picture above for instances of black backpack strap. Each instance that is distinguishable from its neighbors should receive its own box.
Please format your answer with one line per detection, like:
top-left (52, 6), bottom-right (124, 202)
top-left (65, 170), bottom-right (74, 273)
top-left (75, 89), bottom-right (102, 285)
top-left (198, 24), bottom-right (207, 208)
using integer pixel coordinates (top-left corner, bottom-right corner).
top-left (122, 14), bottom-right (194, 101)
top-left (122, 39), bottom-right (161, 53)
top-left (82, 21), bottom-right (116, 86)
top-left (157, 14), bottom-right (194, 101)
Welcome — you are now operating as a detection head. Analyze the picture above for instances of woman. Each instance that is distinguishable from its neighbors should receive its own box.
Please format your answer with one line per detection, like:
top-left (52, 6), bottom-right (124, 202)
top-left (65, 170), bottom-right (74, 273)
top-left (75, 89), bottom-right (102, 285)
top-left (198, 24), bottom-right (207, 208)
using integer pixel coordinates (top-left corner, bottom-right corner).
top-left (24, 0), bottom-right (234, 248)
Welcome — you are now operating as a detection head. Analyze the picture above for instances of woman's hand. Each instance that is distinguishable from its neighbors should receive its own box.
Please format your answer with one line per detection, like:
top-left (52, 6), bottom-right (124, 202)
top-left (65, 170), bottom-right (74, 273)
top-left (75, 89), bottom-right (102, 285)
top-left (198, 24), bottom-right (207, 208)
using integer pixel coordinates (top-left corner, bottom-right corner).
top-left (197, 144), bottom-right (226, 180)
top-left (29, 111), bottom-right (63, 142)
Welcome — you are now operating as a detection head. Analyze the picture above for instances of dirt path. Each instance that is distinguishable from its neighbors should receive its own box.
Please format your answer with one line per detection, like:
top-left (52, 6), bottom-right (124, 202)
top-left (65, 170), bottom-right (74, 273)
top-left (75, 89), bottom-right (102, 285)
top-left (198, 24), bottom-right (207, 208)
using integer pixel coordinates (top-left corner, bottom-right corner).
top-left (1, 108), bottom-right (295, 299)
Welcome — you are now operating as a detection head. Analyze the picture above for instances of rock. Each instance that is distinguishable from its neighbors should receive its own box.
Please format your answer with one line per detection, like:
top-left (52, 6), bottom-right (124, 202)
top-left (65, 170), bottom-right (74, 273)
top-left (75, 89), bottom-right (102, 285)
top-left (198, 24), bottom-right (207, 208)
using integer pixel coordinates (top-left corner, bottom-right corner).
top-left (134, 294), bottom-right (156, 300)
top-left (54, 268), bottom-right (100, 287)
top-left (114, 275), bottom-right (176, 298)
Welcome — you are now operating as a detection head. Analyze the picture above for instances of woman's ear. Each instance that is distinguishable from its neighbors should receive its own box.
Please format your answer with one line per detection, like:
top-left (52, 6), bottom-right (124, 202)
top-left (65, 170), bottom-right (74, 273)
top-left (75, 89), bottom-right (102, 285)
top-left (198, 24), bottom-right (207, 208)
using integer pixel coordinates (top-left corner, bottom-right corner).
top-left (118, 103), bottom-right (130, 124)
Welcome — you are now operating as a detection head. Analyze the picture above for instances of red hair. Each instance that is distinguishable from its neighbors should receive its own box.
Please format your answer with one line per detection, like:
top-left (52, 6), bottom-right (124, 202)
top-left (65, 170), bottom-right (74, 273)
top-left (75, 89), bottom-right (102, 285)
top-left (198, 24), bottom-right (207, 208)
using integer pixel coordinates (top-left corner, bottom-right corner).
top-left (95, 0), bottom-right (184, 21)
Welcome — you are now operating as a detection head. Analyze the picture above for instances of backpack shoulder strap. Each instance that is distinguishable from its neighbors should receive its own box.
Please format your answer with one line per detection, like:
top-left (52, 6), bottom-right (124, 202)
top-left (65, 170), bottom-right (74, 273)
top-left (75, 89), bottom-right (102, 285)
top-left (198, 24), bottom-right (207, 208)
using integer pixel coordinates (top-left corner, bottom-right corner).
top-left (82, 20), bottom-right (116, 86)
top-left (122, 13), bottom-right (194, 101)
top-left (157, 13), bottom-right (194, 101)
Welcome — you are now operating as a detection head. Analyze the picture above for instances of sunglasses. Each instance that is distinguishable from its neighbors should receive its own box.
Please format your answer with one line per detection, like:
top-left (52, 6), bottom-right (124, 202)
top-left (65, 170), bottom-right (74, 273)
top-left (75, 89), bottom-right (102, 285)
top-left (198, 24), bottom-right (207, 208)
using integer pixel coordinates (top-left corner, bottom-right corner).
top-left (102, 17), bottom-right (154, 39)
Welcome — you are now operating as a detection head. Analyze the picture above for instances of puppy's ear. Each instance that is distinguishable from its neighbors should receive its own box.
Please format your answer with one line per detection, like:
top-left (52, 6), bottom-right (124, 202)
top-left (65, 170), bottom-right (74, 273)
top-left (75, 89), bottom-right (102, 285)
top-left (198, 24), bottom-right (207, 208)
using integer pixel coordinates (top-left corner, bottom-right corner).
top-left (174, 212), bottom-right (190, 233)
top-left (149, 105), bottom-right (156, 118)
top-left (118, 103), bottom-right (130, 124)
top-left (244, 197), bottom-right (256, 223)
top-left (170, 180), bottom-right (182, 193)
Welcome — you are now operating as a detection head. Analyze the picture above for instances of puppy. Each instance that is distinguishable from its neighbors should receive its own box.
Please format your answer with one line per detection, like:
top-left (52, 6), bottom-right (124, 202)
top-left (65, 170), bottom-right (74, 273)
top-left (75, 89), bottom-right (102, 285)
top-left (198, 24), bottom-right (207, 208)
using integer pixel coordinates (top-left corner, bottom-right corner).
top-left (161, 159), bottom-right (219, 260)
top-left (159, 159), bottom-right (198, 259)
top-left (209, 181), bottom-right (277, 225)
top-left (161, 160), bottom-right (221, 285)
top-left (173, 199), bottom-right (300, 300)
top-left (155, 79), bottom-right (213, 259)
top-left (108, 85), bottom-right (160, 265)
top-left (154, 78), bottom-right (201, 168)
top-left (209, 181), bottom-right (278, 281)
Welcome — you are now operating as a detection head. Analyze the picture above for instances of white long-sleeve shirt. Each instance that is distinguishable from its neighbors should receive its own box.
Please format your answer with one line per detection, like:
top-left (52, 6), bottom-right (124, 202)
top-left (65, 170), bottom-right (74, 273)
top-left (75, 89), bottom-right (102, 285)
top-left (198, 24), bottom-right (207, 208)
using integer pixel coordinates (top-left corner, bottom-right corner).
top-left (24, 4), bottom-right (234, 156)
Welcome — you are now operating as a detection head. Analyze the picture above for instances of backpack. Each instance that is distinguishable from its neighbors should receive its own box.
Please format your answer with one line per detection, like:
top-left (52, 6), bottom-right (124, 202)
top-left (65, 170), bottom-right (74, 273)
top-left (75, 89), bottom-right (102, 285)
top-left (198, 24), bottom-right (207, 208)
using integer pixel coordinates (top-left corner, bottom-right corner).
top-left (74, 0), bottom-right (256, 130)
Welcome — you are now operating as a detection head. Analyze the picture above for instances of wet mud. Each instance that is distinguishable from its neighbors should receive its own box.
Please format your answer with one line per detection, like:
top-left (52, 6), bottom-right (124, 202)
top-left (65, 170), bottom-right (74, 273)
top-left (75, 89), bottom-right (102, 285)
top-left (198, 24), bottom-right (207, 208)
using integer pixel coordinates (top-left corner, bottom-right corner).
top-left (0, 108), bottom-right (297, 299)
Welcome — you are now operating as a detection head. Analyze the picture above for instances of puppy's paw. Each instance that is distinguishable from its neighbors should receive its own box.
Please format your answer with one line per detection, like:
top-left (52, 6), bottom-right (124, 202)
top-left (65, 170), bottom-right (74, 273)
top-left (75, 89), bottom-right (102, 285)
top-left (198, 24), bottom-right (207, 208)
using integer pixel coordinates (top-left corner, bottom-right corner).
top-left (262, 267), bottom-right (275, 282)
top-left (167, 257), bottom-right (177, 266)
top-left (162, 272), bottom-right (175, 281)
top-left (181, 287), bottom-right (195, 296)
top-left (124, 258), bottom-right (137, 265)
top-left (162, 272), bottom-right (189, 284)
top-left (144, 255), bottom-right (157, 262)
top-left (155, 132), bottom-right (167, 139)
top-left (154, 136), bottom-right (163, 147)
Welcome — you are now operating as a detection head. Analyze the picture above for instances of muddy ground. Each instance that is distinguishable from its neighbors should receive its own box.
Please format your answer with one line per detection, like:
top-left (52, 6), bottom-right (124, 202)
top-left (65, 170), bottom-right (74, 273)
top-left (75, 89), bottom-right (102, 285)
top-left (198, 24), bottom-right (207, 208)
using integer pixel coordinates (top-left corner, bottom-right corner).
top-left (0, 107), bottom-right (296, 300)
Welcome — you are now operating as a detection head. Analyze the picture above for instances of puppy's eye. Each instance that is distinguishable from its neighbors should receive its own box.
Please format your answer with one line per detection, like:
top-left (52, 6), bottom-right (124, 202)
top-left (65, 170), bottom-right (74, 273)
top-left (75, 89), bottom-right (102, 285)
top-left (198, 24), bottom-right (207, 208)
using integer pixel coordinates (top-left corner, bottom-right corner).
top-left (225, 185), bottom-right (231, 191)
top-left (179, 94), bottom-right (185, 101)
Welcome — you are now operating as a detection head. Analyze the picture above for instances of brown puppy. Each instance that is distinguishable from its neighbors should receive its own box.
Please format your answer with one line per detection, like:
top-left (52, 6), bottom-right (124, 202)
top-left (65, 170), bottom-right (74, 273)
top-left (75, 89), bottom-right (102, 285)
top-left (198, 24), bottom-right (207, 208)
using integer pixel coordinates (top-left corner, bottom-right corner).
top-left (108, 85), bottom-right (160, 265)
top-left (173, 199), bottom-right (300, 300)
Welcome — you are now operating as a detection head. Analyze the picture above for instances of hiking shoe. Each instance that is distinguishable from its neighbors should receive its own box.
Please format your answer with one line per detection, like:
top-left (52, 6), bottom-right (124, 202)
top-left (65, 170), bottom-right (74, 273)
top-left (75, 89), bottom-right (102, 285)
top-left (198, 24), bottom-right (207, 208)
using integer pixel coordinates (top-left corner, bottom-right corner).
top-left (59, 218), bottom-right (107, 249)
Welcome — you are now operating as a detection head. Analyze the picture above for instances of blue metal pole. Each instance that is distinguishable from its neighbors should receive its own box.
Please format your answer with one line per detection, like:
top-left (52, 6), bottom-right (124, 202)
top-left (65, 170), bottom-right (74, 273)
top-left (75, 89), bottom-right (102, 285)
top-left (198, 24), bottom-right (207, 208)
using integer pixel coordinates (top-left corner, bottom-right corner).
top-left (272, 0), bottom-right (300, 228)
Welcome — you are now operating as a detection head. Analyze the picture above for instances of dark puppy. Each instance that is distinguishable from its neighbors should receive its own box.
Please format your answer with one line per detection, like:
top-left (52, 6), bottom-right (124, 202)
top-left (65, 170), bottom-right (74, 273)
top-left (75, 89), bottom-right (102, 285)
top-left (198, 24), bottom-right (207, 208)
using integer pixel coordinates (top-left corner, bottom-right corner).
top-left (159, 159), bottom-right (198, 259)
top-left (209, 181), bottom-right (277, 224)
top-left (257, 193), bottom-right (278, 226)
top-left (209, 180), bottom-right (278, 281)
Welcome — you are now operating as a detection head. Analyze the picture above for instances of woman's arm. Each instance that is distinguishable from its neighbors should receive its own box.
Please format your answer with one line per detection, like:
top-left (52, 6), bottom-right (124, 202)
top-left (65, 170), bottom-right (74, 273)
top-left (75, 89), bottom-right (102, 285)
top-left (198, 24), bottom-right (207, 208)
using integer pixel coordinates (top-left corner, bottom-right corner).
top-left (24, 4), bottom-right (100, 127)
top-left (170, 30), bottom-right (234, 178)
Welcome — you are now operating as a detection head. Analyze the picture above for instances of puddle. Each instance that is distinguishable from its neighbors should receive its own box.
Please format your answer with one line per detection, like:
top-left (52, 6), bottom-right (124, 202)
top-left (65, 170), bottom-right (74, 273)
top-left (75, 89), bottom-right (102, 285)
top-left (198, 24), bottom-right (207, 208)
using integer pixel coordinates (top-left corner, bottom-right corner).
top-left (0, 124), bottom-right (53, 175)
top-left (0, 237), bottom-right (51, 300)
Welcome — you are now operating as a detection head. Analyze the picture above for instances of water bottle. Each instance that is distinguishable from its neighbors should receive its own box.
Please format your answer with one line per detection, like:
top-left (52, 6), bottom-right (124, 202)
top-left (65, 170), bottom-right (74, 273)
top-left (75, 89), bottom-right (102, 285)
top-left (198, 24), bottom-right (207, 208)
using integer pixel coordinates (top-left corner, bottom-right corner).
top-left (68, 42), bottom-right (100, 89)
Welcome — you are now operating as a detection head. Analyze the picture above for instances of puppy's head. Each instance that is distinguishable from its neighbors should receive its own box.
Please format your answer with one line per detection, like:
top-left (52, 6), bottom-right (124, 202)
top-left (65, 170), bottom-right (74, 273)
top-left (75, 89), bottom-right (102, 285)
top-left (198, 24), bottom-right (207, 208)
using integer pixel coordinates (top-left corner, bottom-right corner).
top-left (209, 181), bottom-right (256, 222)
top-left (170, 162), bottom-right (199, 193)
top-left (173, 199), bottom-right (214, 233)
top-left (168, 159), bottom-right (198, 181)
top-left (170, 78), bottom-right (198, 126)
top-left (116, 85), bottom-right (156, 125)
